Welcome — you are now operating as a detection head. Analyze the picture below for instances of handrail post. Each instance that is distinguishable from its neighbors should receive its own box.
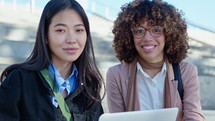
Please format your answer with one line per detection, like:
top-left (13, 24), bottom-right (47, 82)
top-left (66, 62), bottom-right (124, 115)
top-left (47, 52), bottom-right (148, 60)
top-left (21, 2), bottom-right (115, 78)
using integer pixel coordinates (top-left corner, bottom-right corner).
top-left (13, 0), bottom-right (16, 9)
top-left (92, 1), bottom-right (96, 13)
top-left (0, 0), bottom-right (4, 6)
top-left (30, 0), bottom-right (35, 13)
top-left (105, 7), bottom-right (109, 20)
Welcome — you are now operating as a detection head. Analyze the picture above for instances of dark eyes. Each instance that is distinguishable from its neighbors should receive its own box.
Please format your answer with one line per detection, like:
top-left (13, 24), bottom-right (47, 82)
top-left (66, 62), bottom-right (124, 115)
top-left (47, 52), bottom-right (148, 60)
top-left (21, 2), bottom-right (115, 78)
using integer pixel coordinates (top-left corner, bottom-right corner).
top-left (131, 26), bottom-right (164, 38)
top-left (76, 29), bottom-right (85, 32)
top-left (133, 29), bottom-right (145, 34)
top-left (133, 27), bottom-right (163, 34)
top-left (56, 29), bottom-right (65, 33)
top-left (152, 29), bottom-right (162, 33)
top-left (55, 29), bottom-right (85, 33)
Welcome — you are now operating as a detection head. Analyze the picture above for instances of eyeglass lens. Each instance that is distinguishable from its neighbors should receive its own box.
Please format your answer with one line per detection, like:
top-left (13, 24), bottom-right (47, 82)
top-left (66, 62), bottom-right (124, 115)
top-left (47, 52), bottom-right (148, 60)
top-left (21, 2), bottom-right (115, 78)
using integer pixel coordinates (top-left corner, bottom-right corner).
top-left (132, 26), bottom-right (163, 38)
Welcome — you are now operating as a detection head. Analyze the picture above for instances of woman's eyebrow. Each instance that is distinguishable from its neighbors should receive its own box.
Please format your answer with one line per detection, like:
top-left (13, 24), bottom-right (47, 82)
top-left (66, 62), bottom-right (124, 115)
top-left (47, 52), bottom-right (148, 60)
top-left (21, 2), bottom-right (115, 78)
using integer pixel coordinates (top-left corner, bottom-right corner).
top-left (53, 23), bottom-right (84, 27)
top-left (74, 24), bottom-right (85, 27)
top-left (54, 23), bottom-right (66, 27)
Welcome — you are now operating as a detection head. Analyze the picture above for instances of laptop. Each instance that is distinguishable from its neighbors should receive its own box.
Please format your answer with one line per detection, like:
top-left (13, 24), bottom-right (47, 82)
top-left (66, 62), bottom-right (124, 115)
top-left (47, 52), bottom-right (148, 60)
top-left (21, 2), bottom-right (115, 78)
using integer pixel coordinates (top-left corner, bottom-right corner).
top-left (99, 108), bottom-right (178, 121)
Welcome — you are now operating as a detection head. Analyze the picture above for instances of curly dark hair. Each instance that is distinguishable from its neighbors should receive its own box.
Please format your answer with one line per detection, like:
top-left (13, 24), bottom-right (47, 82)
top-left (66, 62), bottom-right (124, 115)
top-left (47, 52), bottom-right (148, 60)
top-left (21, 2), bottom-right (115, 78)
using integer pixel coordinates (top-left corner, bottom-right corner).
top-left (112, 0), bottom-right (189, 64)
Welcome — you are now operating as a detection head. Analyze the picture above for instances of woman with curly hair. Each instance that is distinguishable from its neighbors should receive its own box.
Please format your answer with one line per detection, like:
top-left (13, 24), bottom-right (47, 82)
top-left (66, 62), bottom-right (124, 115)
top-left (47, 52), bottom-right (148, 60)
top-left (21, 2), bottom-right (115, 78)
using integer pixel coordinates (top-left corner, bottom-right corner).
top-left (106, 0), bottom-right (204, 121)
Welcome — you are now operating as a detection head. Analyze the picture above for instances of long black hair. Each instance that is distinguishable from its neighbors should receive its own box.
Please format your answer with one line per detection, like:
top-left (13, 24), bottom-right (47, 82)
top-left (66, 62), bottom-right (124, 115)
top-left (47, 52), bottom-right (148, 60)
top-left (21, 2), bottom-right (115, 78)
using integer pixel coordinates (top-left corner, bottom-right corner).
top-left (0, 0), bottom-right (104, 106)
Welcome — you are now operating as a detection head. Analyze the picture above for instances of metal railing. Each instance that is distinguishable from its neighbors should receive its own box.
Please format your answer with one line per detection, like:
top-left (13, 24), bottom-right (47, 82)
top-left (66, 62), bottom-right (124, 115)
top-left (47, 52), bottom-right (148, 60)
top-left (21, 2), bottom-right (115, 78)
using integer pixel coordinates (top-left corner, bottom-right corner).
top-left (0, 0), bottom-right (118, 20)
top-left (0, 0), bottom-right (36, 13)
top-left (86, 0), bottom-right (118, 21)
top-left (0, 0), bottom-right (214, 33)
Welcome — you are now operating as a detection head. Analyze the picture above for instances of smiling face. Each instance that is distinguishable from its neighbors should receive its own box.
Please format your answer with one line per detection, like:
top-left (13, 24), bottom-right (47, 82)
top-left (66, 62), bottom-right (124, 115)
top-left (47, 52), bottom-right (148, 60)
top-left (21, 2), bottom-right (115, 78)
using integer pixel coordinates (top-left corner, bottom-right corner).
top-left (133, 22), bottom-right (165, 63)
top-left (48, 9), bottom-right (87, 66)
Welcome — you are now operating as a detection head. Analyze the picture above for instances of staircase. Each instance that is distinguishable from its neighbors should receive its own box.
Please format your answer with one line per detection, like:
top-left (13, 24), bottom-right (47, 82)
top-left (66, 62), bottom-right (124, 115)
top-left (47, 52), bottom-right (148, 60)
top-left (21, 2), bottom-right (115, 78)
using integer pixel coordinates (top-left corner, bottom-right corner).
top-left (0, 2), bottom-right (215, 113)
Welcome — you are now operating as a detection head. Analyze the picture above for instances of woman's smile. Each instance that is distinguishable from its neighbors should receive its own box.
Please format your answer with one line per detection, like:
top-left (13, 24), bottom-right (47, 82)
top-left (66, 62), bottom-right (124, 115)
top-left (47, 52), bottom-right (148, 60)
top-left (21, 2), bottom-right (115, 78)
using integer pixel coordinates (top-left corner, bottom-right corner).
top-left (141, 44), bottom-right (156, 53)
top-left (63, 47), bottom-right (78, 54)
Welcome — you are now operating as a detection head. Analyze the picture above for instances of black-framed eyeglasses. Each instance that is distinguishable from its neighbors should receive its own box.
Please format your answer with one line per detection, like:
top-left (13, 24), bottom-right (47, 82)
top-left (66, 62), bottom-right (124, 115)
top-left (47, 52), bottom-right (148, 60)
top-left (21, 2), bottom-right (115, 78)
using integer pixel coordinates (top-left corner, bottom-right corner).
top-left (131, 26), bottom-right (164, 39)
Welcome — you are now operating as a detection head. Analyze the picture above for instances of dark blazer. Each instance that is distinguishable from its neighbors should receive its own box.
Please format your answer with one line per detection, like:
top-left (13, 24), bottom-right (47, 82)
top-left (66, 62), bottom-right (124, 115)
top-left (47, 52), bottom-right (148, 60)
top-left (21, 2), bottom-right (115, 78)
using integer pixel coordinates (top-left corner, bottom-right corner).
top-left (0, 69), bottom-right (103, 121)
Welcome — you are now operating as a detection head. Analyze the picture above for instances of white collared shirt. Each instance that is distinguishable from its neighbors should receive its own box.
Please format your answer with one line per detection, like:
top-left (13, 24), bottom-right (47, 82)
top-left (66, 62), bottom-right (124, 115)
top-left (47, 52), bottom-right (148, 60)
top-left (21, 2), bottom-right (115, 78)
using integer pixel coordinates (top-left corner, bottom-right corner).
top-left (137, 62), bottom-right (166, 110)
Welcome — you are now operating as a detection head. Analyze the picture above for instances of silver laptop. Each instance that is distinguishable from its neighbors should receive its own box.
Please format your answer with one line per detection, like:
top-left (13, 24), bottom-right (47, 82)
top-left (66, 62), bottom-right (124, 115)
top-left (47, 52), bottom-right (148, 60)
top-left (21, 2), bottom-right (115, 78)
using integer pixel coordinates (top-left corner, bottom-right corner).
top-left (99, 108), bottom-right (178, 121)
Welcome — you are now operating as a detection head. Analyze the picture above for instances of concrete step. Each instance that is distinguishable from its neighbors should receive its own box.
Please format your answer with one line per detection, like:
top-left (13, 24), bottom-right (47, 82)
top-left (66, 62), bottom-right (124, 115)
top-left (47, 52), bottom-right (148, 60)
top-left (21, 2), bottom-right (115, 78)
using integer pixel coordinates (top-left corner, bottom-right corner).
top-left (0, 40), bottom-right (34, 59)
top-left (0, 2), bottom-right (215, 113)
top-left (189, 40), bottom-right (215, 59)
top-left (188, 27), bottom-right (215, 47)
top-left (199, 75), bottom-right (215, 110)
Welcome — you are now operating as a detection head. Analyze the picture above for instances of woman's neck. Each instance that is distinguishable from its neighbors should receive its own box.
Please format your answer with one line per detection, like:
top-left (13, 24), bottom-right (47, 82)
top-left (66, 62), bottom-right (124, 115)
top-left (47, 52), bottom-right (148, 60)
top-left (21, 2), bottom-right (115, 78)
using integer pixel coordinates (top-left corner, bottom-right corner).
top-left (52, 61), bottom-right (72, 80)
top-left (138, 57), bottom-right (164, 78)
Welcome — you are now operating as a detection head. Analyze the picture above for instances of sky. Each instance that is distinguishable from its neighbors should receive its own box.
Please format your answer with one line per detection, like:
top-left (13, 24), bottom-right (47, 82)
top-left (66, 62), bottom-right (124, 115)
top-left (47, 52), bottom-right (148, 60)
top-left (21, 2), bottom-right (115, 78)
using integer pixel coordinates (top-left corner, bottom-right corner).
top-left (98, 0), bottom-right (215, 32)
top-left (159, 0), bottom-right (215, 32)
top-left (5, 0), bottom-right (215, 32)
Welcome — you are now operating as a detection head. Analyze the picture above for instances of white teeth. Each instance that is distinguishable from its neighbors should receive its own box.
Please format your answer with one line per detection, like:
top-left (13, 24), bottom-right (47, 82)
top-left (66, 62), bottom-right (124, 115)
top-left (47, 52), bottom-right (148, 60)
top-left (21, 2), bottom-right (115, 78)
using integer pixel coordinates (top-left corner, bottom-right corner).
top-left (143, 46), bottom-right (154, 49)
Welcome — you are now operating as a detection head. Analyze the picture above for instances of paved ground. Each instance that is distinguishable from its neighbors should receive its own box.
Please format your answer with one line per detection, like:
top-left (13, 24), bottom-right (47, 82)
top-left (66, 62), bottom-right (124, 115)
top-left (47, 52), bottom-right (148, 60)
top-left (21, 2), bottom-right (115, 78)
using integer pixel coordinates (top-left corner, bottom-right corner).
top-left (0, 3), bottom-right (215, 121)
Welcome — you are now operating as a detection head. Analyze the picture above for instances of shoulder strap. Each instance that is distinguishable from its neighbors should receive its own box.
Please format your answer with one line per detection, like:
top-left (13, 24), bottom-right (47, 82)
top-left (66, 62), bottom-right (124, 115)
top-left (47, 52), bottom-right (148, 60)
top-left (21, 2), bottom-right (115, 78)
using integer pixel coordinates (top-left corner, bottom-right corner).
top-left (40, 69), bottom-right (73, 121)
top-left (172, 63), bottom-right (184, 100)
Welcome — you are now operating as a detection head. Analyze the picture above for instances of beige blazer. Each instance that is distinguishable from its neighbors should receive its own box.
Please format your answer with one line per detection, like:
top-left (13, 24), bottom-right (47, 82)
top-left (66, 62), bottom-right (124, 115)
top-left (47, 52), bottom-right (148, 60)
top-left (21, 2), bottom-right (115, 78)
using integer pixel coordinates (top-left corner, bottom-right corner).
top-left (106, 59), bottom-right (205, 121)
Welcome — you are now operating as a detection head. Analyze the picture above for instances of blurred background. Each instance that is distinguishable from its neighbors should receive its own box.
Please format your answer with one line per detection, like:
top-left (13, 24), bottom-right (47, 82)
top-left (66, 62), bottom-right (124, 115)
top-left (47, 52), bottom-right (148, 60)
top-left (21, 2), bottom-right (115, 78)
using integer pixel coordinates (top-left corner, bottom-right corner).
top-left (0, 0), bottom-right (215, 120)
